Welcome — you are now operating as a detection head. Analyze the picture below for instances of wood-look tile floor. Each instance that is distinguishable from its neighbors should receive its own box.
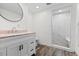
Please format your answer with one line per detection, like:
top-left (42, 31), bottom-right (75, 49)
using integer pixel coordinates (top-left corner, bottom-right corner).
top-left (36, 45), bottom-right (77, 56)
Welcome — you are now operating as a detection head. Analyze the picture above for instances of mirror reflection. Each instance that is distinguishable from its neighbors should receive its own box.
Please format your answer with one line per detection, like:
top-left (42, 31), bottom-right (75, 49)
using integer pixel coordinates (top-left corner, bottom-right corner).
top-left (0, 3), bottom-right (23, 22)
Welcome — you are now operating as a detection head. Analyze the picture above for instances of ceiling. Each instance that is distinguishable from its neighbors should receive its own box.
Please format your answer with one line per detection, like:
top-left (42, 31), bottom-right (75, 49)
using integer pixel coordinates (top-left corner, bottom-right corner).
top-left (25, 3), bottom-right (60, 13)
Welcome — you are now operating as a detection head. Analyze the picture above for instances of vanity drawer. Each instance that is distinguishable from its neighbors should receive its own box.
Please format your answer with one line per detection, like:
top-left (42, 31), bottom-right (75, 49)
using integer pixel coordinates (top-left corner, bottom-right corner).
top-left (27, 39), bottom-right (36, 56)
top-left (28, 39), bottom-right (36, 47)
top-left (28, 47), bottom-right (36, 56)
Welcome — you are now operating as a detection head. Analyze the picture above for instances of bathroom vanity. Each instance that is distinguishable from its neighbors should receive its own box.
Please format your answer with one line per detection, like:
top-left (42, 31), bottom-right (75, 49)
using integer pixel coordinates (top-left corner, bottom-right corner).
top-left (0, 32), bottom-right (36, 56)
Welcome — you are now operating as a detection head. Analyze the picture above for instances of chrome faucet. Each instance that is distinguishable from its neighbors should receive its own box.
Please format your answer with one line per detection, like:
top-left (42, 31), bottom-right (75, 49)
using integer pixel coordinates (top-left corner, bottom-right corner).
top-left (7, 27), bottom-right (18, 34)
top-left (11, 27), bottom-right (17, 33)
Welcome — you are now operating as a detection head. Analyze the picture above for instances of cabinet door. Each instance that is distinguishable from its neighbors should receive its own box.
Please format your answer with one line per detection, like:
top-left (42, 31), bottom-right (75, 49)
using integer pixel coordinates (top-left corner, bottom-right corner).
top-left (20, 41), bottom-right (28, 56)
top-left (0, 48), bottom-right (6, 56)
top-left (7, 43), bottom-right (20, 56)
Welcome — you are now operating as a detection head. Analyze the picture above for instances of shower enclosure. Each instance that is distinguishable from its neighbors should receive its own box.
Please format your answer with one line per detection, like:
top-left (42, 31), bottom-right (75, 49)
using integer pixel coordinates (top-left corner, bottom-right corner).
top-left (51, 7), bottom-right (72, 51)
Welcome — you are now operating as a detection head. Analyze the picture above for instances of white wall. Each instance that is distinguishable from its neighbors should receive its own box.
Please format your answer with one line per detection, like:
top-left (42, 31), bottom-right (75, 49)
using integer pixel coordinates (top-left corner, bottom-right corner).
top-left (75, 4), bottom-right (79, 55)
top-left (0, 3), bottom-right (33, 31)
top-left (32, 10), bottom-right (52, 45)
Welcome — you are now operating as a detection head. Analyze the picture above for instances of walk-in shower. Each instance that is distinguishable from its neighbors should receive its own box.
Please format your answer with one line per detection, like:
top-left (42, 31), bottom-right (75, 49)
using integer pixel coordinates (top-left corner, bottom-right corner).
top-left (51, 7), bottom-right (72, 51)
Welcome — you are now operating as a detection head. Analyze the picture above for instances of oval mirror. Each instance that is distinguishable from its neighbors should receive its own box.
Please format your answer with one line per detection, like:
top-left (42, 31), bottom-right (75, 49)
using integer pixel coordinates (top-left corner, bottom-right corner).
top-left (0, 3), bottom-right (23, 22)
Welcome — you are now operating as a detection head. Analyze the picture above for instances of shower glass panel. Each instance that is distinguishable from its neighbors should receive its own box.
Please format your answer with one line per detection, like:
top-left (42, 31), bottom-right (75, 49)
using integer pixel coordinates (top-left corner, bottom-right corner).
top-left (52, 8), bottom-right (71, 48)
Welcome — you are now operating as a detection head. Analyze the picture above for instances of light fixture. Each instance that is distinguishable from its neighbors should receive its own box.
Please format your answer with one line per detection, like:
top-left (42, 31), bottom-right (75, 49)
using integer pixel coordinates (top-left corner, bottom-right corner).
top-left (58, 10), bottom-right (62, 12)
top-left (36, 6), bottom-right (39, 8)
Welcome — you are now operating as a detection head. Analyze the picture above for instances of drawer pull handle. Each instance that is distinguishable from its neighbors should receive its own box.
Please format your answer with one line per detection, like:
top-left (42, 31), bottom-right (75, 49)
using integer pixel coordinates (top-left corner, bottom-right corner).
top-left (19, 44), bottom-right (23, 51)
top-left (19, 45), bottom-right (21, 51)
top-left (21, 44), bottom-right (23, 50)
top-left (30, 49), bottom-right (33, 51)
top-left (31, 42), bottom-right (34, 44)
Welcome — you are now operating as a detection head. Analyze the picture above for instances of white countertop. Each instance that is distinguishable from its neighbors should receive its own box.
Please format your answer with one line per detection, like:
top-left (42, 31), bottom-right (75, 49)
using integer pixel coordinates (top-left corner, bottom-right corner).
top-left (0, 31), bottom-right (35, 38)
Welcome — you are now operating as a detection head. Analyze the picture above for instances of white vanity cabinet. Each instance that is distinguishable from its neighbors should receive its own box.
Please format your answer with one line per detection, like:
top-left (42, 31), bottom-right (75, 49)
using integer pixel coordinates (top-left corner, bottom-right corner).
top-left (7, 41), bottom-right (29, 56)
top-left (7, 36), bottom-right (28, 56)
top-left (0, 33), bottom-right (36, 56)
top-left (7, 43), bottom-right (21, 56)
top-left (0, 48), bottom-right (6, 56)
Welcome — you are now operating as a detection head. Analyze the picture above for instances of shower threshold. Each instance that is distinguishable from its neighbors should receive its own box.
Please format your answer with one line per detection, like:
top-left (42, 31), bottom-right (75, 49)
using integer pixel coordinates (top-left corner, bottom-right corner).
top-left (47, 44), bottom-right (73, 52)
